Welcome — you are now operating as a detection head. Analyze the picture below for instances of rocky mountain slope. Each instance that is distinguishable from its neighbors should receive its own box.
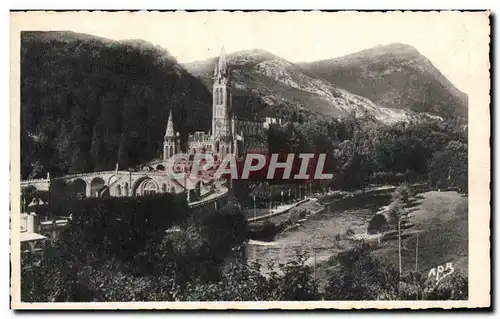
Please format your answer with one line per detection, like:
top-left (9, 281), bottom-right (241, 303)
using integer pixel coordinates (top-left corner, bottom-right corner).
top-left (183, 49), bottom-right (409, 123)
top-left (299, 43), bottom-right (467, 119)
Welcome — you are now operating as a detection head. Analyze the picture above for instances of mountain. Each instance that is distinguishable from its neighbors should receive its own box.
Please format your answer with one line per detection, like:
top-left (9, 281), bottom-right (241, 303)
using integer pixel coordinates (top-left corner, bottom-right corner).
top-left (299, 43), bottom-right (468, 119)
top-left (183, 49), bottom-right (409, 123)
top-left (21, 31), bottom-right (211, 179)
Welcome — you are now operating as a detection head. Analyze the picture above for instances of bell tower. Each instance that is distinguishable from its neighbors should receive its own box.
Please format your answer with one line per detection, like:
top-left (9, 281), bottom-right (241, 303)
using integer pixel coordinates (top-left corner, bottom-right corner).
top-left (212, 46), bottom-right (231, 139)
top-left (163, 108), bottom-right (179, 160)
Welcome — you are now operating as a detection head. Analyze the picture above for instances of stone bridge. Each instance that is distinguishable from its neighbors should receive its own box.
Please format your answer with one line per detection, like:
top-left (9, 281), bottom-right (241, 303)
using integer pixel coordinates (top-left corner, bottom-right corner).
top-left (21, 169), bottom-right (223, 199)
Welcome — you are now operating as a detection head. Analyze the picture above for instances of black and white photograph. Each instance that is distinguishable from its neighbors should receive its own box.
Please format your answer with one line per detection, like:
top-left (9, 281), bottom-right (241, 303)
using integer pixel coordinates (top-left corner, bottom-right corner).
top-left (10, 11), bottom-right (490, 309)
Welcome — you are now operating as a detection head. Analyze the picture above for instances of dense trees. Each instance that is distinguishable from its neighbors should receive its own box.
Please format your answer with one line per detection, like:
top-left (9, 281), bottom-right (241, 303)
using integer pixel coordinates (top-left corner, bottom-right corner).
top-left (21, 188), bottom-right (467, 302)
top-left (22, 232), bottom-right (467, 301)
top-left (323, 244), bottom-right (468, 301)
top-left (428, 141), bottom-right (468, 193)
top-left (267, 113), bottom-right (467, 192)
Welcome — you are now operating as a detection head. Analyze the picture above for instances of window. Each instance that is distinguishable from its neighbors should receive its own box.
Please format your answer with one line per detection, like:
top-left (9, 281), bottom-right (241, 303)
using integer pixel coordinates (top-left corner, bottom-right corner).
top-left (215, 88), bottom-right (220, 105)
top-left (116, 184), bottom-right (122, 196)
top-left (162, 184), bottom-right (167, 193)
top-left (124, 183), bottom-right (129, 196)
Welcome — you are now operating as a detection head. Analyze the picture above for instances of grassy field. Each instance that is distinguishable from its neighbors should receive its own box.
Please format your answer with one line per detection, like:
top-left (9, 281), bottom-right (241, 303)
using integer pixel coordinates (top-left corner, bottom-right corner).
top-left (372, 191), bottom-right (468, 276)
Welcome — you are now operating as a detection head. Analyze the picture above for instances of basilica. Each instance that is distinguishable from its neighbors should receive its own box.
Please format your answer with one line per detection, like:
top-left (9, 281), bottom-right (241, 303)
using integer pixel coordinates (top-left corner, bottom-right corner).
top-left (163, 47), bottom-right (281, 162)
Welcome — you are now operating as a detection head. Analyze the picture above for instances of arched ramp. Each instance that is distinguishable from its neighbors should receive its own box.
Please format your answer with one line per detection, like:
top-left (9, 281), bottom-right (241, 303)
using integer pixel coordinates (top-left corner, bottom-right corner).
top-left (90, 177), bottom-right (106, 197)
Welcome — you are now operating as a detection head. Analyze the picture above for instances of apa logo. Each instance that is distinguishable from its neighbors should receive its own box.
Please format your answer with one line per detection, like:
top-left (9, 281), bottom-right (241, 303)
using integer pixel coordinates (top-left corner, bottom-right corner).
top-left (428, 262), bottom-right (454, 286)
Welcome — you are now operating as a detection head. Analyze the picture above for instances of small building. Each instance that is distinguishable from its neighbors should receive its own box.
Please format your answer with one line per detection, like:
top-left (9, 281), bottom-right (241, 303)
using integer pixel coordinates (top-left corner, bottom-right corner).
top-left (20, 213), bottom-right (46, 253)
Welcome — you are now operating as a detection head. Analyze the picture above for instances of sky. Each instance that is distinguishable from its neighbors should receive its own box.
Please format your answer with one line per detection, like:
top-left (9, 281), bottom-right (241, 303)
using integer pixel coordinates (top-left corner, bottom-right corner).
top-left (11, 11), bottom-right (490, 95)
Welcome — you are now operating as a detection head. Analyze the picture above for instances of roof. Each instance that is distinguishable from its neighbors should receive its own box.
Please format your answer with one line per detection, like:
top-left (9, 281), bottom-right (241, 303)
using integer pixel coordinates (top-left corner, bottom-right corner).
top-left (20, 232), bottom-right (47, 243)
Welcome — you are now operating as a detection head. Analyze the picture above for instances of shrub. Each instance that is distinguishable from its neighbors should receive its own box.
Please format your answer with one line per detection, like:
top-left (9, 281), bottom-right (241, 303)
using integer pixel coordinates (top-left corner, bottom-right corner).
top-left (422, 270), bottom-right (468, 300)
top-left (323, 244), bottom-right (399, 300)
top-left (392, 183), bottom-right (414, 204)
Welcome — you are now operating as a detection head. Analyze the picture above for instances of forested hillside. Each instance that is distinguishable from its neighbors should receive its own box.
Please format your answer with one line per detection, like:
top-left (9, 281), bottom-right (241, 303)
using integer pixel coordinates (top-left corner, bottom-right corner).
top-left (21, 31), bottom-right (211, 179)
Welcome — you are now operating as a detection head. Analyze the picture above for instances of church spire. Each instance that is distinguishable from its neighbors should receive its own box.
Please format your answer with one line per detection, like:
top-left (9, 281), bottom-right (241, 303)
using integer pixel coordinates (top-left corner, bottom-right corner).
top-left (165, 108), bottom-right (175, 137)
top-left (217, 45), bottom-right (227, 76)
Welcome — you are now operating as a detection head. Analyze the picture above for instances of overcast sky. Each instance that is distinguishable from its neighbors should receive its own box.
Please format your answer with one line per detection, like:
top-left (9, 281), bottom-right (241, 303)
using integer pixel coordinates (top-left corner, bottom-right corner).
top-left (12, 11), bottom-right (489, 95)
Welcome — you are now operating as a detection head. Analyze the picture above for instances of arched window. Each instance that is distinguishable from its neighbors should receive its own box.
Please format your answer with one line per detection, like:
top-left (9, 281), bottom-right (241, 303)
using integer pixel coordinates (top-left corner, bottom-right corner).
top-left (162, 183), bottom-right (167, 193)
top-left (124, 183), bottom-right (129, 196)
top-left (170, 186), bottom-right (175, 193)
top-left (215, 88), bottom-right (219, 105)
top-left (116, 184), bottom-right (122, 196)
top-left (169, 145), bottom-right (174, 157)
top-left (142, 180), bottom-right (158, 195)
top-left (219, 89), bottom-right (223, 105)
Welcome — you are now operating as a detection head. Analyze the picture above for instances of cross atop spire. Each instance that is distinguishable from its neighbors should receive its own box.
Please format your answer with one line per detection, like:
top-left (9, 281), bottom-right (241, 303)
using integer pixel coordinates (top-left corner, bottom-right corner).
top-left (165, 108), bottom-right (175, 137)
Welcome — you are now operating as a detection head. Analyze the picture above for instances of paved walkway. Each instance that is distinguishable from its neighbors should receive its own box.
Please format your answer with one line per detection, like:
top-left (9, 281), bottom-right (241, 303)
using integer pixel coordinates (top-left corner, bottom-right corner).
top-left (188, 186), bottom-right (228, 208)
top-left (247, 198), bottom-right (311, 223)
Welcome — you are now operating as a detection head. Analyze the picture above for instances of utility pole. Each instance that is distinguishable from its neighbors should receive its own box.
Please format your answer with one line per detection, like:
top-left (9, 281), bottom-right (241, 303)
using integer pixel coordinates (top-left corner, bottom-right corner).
top-left (398, 217), bottom-right (402, 298)
top-left (313, 248), bottom-right (317, 283)
top-left (398, 218), bottom-right (402, 275)
top-left (253, 195), bottom-right (256, 220)
top-left (269, 198), bottom-right (272, 217)
top-left (415, 231), bottom-right (419, 272)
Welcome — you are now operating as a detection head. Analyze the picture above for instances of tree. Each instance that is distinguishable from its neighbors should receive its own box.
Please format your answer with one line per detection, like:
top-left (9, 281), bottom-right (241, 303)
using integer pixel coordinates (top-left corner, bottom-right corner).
top-left (428, 141), bottom-right (467, 192)
top-left (323, 244), bottom-right (399, 300)
top-left (392, 183), bottom-right (415, 204)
